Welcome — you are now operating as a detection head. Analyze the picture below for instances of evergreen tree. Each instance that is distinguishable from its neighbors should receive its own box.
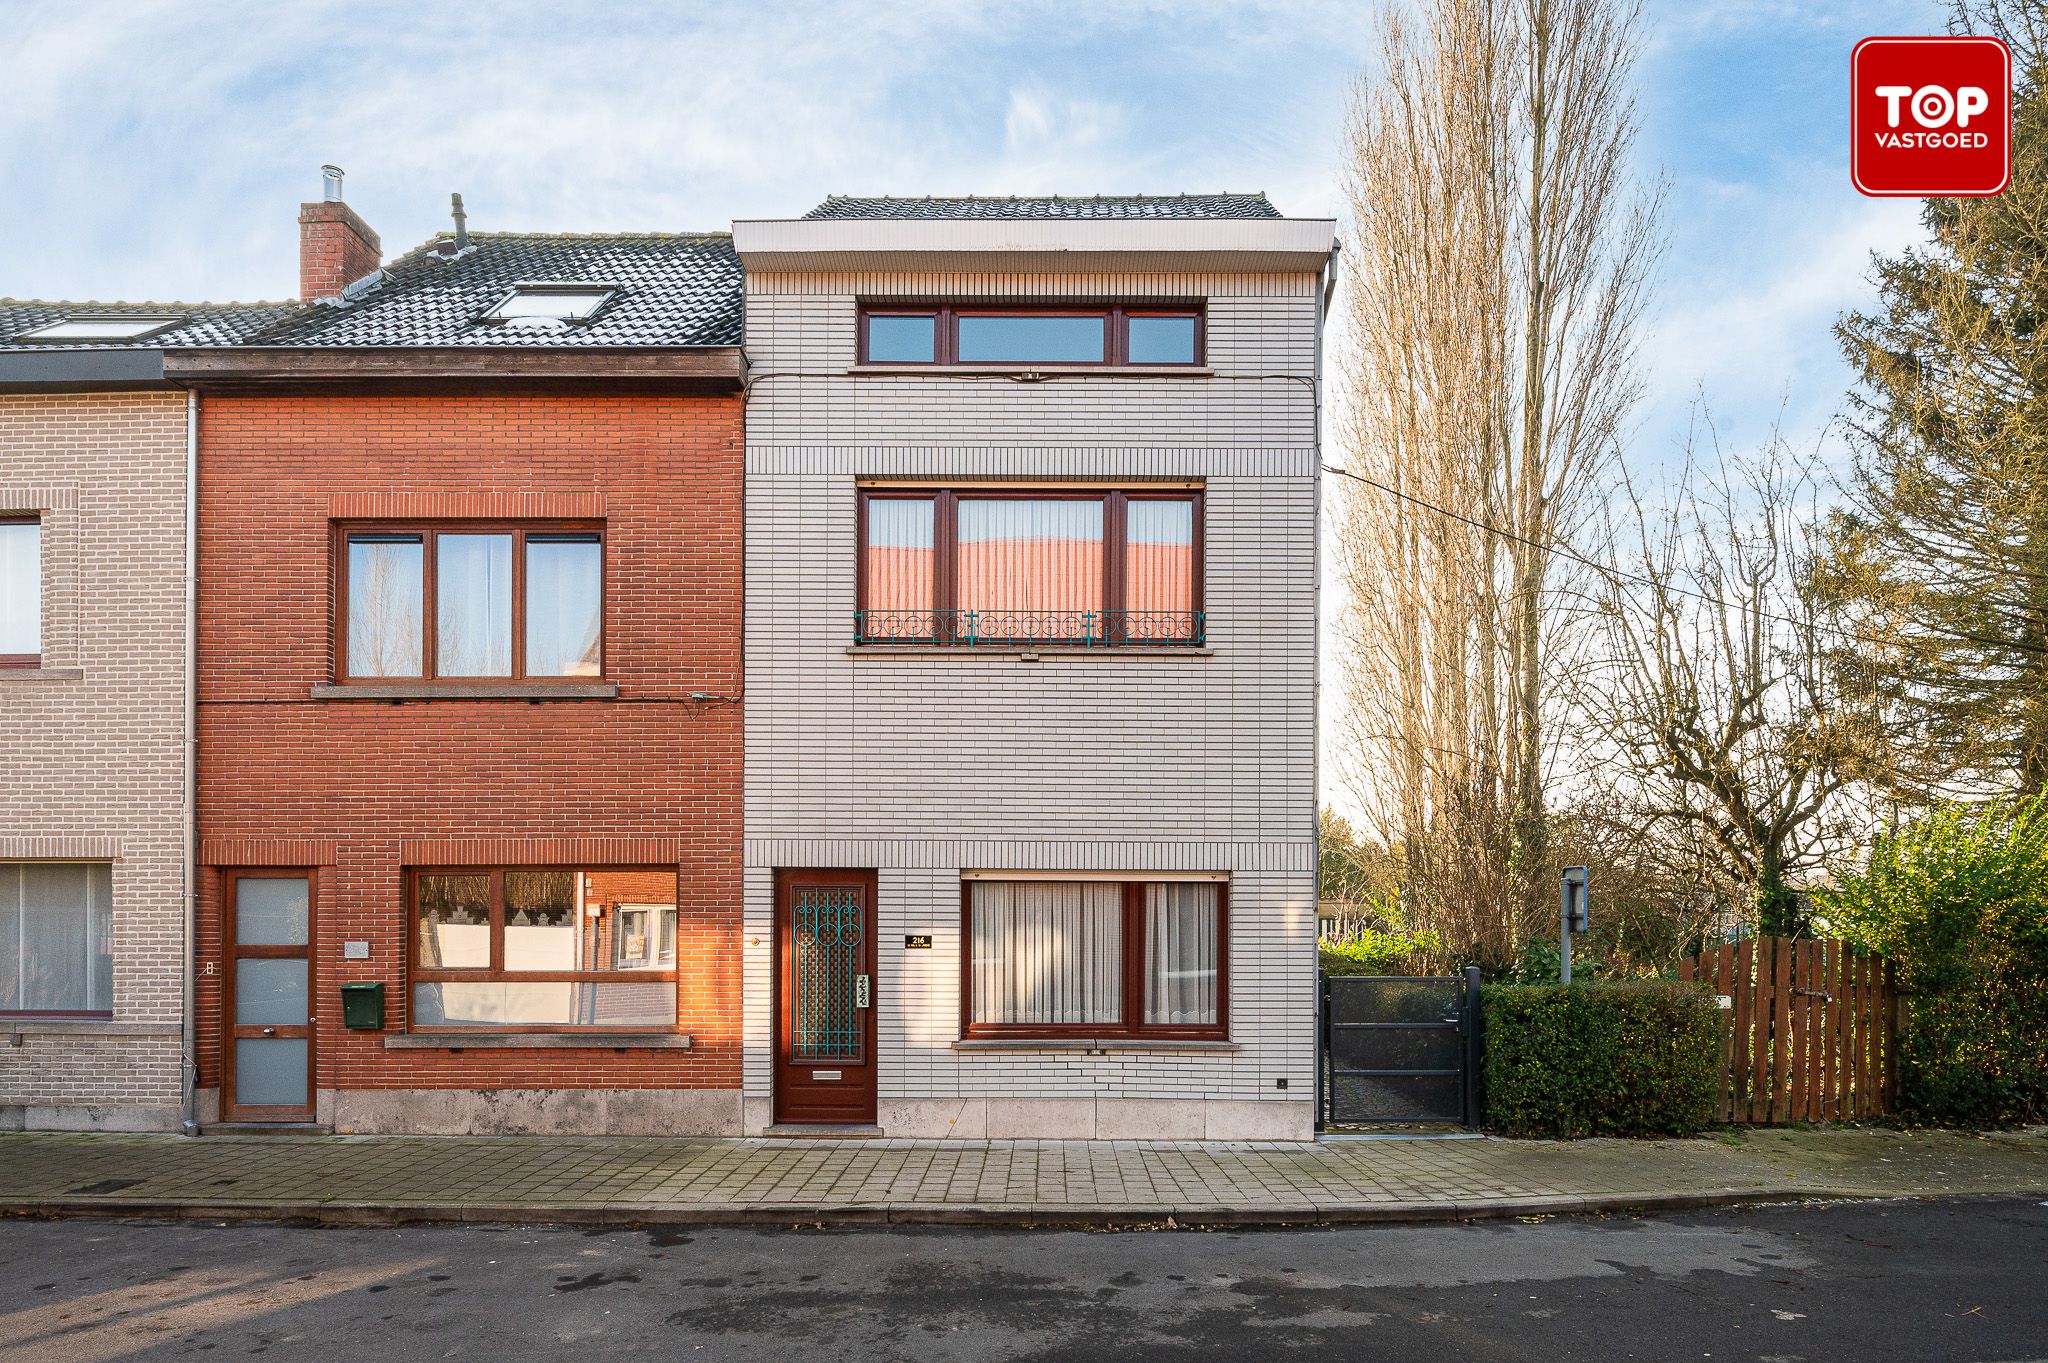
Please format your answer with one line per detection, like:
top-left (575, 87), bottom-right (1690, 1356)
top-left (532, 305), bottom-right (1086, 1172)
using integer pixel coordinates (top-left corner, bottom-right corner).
top-left (1825, 2), bottom-right (2048, 796)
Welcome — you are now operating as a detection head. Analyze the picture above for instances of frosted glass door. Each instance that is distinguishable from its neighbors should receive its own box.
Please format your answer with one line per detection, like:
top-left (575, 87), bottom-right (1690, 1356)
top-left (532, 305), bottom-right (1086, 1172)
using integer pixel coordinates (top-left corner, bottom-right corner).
top-left (226, 874), bottom-right (313, 1120)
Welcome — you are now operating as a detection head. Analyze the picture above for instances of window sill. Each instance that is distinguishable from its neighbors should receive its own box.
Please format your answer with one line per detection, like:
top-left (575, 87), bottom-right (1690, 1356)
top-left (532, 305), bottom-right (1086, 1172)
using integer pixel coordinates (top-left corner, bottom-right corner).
top-left (310, 681), bottom-right (619, 701)
top-left (847, 645), bottom-right (1211, 660)
top-left (0, 667), bottom-right (84, 682)
top-left (4, 1019), bottom-right (178, 1038)
top-left (385, 1031), bottom-right (692, 1050)
top-left (847, 364), bottom-right (1214, 378)
top-left (952, 1038), bottom-right (1238, 1053)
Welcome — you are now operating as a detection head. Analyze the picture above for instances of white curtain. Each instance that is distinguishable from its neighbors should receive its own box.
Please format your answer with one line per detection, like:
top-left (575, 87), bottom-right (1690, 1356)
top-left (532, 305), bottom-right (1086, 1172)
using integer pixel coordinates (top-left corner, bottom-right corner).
top-left (971, 881), bottom-right (1121, 1025)
top-left (1144, 883), bottom-right (1218, 1025)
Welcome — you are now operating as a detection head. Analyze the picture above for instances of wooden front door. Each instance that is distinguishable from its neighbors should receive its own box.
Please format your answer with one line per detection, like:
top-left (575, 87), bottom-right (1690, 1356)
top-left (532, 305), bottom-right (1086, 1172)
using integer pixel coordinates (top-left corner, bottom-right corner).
top-left (223, 871), bottom-right (316, 1122)
top-left (773, 869), bottom-right (878, 1125)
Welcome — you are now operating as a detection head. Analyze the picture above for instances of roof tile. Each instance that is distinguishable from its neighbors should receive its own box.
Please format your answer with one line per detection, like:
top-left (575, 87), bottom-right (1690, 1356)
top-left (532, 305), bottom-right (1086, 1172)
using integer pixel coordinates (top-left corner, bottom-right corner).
top-left (803, 193), bottom-right (1282, 221)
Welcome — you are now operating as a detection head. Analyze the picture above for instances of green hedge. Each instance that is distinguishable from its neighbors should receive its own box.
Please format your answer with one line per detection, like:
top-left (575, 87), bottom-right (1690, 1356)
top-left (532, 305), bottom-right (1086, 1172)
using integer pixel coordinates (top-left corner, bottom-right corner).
top-left (1481, 981), bottom-right (1720, 1138)
top-left (1818, 796), bottom-right (2048, 1127)
top-left (1318, 927), bottom-right (1448, 977)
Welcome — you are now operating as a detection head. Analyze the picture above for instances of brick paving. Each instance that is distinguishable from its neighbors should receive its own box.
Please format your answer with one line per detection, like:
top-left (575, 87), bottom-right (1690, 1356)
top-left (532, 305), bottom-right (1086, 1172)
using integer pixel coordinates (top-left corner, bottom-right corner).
top-left (0, 1127), bottom-right (2041, 1226)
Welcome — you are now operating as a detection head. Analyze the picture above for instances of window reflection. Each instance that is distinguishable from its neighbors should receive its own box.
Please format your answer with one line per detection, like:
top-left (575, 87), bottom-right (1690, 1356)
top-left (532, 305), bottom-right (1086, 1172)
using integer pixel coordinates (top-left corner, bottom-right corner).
top-left (347, 535), bottom-right (424, 677)
top-left (525, 536), bottom-right (602, 677)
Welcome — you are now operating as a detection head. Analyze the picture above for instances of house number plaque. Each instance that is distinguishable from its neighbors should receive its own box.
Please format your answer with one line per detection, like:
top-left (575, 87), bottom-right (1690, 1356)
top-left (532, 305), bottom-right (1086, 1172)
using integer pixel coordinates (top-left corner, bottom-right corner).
top-left (904, 935), bottom-right (933, 949)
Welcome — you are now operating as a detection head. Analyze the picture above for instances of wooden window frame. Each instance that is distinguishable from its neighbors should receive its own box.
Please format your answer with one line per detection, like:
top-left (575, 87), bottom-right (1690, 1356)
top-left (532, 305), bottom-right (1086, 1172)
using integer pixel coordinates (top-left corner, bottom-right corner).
top-left (0, 515), bottom-right (40, 668)
top-left (856, 304), bottom-right (1205, 367)
top-left (332, 520), bottom-right (606, 685)
top-left (406, 865), bottom-right (680, 1035)
top-left (855, 486), bottom-right (1204, 646)
top-left (958, 879), bottom-right (1230, 1041)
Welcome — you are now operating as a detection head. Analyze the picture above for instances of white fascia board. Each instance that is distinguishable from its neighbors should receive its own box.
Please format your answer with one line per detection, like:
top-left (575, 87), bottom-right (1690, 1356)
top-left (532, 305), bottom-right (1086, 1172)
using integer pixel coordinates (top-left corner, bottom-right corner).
top-left (731, 217), bottom-right (1337, 274)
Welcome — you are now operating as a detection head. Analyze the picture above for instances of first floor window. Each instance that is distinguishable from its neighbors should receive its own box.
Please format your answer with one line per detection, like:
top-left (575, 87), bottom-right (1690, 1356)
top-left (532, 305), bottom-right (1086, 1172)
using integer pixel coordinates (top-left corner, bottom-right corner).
top-left (964, 879), bottom-right (1224, 1038)
top-left (411, 867), bottom-right (676, 1030)
top-left (340, 522), bottom-right (603, 682)
top-left (0, 516), bottom-right (40, 666)
top-left (1, 862), bottom-right (113, 1015)
top-left (858, 488), bottom-right (1202, 646)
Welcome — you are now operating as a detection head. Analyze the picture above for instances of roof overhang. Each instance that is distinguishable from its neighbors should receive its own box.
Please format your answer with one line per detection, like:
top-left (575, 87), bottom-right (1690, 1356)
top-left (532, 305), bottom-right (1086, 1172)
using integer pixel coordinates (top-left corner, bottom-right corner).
top-left (161, 345), bottom-right (746, 392)
top-left (731, 217), bottom-right (1337, 274)
top-left (0, 348), bottom-right (176, 391)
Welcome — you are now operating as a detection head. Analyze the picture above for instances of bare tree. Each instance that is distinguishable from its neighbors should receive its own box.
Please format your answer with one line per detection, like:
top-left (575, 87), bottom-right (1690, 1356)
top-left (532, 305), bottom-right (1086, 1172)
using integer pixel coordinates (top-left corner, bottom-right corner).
top-left (1333, 0), bottom-right (1661, 964)
top-left (1582, 415), bottom-right (1862, 936)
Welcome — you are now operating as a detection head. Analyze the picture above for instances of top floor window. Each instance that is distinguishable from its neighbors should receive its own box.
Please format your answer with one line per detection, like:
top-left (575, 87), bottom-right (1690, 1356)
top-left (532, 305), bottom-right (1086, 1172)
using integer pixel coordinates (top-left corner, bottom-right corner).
top-left (0, 516), bottom-right (39, 667)
top-left (10, 315), bottom-right (184, 343)
top-left (859, 305), bottom-right (1203, 367)
top-left (337, 522), bottom-right (604, 683)
top-left (480, 283), bottom-right (615, 329)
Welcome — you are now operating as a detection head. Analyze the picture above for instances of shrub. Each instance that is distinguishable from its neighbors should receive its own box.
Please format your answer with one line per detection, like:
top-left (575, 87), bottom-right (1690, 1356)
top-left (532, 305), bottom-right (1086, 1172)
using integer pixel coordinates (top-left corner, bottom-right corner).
top-left (1481, 980), bottom-right (1720, 1138)
top-left (1818, 796), bottom-right (2048, 1128)
top-left (1319, 927), bottom-right (1449, 977)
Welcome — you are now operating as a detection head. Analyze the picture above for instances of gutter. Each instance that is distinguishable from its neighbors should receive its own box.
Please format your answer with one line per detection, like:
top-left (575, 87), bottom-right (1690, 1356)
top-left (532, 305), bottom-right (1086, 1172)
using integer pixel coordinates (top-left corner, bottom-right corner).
top-left (180, 389), bottom-right (199, 1135)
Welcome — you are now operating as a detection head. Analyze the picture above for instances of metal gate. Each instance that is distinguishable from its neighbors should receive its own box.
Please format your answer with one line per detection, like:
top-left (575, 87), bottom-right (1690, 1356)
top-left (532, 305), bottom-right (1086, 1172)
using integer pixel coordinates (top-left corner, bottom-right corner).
top-left (1319, 968), bottom-right (1480, 1127)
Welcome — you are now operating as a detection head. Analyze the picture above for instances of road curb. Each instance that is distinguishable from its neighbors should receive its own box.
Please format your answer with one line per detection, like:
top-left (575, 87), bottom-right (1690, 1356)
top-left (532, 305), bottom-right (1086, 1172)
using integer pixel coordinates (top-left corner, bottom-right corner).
top-left (0, 1185), bottom-right (1961, 1231)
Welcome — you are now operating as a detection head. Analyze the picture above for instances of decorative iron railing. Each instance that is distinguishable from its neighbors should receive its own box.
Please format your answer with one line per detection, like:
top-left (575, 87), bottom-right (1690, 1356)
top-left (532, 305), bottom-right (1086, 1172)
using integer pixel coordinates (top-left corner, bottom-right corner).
top-left (854, 608), bottom-right (1205, 647)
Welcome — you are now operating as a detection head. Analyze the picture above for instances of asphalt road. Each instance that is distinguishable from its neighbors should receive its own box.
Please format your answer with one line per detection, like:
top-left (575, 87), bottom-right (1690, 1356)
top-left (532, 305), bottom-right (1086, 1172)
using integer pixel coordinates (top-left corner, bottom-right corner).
top-left (0, 1197), bottom-right (2041, 1362)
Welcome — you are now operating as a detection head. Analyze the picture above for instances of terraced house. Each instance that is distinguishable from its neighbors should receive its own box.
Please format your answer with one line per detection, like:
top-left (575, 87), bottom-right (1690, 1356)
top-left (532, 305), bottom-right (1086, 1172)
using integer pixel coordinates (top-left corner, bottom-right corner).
top-left (0, 298), bottom-right (293, 1131)
top-left (732, 195), bottom-right (1333, 1139)
top-left (185, 179), bottom-right (748, 1133)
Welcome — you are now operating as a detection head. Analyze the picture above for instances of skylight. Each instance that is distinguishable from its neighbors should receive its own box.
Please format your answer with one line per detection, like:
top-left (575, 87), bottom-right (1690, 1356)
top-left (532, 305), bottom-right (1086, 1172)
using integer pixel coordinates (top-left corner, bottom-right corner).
top-left (12, 315), bottom-right (185, 342)
top-left (481, 283), bottom-right (615, 328)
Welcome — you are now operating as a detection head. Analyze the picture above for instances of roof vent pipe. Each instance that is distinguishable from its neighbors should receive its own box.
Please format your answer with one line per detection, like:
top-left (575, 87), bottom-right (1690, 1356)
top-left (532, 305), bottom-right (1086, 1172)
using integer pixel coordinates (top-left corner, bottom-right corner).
top-left (451, 192), bottom-right (468, 251)
top-left (321, 164), bottom-right (345, 201)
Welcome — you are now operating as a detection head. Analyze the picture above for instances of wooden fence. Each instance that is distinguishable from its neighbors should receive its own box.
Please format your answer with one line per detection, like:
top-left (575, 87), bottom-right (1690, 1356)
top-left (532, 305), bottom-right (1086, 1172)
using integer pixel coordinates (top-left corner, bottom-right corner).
top-left (1679, 936), bottom-right (1897, 1123)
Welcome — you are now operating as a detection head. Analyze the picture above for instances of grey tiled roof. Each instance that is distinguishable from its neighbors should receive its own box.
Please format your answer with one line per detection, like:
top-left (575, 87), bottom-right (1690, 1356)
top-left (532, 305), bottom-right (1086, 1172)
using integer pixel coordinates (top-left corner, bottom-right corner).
top-left (0, 299), bottom-right (302, 350)
top-left (804, 194), bottom-right (1282, 221)
top-left (241, 232), bottom-right (741, 348)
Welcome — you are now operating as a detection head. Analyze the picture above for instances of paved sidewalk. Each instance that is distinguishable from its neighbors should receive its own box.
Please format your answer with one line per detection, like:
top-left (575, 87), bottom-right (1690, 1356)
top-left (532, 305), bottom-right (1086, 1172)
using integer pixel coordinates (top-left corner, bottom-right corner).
top-left (0, 1127), bottom-right (2042, 1227)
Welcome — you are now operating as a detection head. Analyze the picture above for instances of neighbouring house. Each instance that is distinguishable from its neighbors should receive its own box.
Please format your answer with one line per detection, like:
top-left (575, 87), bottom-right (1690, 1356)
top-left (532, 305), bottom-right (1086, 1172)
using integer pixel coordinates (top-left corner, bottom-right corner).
top-left (186, 175), bottom-right (748, 1132)
top-left (0, 297), bottom-right (295, 1130)
top-left (731, 195), bottom-right (1335, 1138)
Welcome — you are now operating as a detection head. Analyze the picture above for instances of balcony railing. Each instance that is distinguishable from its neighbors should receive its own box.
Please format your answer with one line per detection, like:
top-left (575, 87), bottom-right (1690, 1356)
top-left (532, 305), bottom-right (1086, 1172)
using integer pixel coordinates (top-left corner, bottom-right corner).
top-left (855, 608), bottom-right (1205, 647)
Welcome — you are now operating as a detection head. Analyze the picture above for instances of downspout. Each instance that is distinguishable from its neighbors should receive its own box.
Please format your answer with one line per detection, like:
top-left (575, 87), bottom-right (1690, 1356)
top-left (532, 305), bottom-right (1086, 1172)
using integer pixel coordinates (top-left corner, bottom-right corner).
top-left (180, 387), bottom-right (199, 1135)
top-left (1311, 240), bottom-right (1338, 1132)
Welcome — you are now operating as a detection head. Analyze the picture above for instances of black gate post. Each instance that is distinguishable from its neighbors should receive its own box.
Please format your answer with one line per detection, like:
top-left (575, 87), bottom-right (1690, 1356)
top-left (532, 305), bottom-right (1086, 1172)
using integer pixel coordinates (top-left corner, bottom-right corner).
top-left (1461, 964), bottom-right (1482, 1127)
top-left (1314, 970), bottom-right (1327, 1132)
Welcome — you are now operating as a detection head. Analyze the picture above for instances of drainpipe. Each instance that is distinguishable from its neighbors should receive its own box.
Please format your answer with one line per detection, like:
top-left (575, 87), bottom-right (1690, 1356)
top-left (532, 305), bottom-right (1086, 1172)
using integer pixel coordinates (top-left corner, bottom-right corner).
top-left (180, 389), bottom-right (199, 1135)
top-left (1310, 239), bottom-right (1338, 1128)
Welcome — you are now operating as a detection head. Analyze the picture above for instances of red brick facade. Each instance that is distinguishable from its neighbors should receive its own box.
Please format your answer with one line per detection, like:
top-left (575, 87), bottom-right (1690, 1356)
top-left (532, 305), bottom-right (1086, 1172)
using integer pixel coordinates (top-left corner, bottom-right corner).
top-left (194, 390), bottom-right (743, 1127)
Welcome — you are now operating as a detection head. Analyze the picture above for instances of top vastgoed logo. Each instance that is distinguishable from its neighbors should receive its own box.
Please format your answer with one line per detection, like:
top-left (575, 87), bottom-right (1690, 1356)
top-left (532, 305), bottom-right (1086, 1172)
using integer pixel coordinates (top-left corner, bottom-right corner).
top-left (1852, 36), bottom-right (2012, 197)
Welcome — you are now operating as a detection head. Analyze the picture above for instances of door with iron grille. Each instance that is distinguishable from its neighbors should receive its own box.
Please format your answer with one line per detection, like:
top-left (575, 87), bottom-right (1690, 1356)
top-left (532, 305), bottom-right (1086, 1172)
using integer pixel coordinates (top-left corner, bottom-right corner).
top-left (773, 869), bottom-right (878, 1125)
top-left (1321, 971), bottom-right (1479, 1126)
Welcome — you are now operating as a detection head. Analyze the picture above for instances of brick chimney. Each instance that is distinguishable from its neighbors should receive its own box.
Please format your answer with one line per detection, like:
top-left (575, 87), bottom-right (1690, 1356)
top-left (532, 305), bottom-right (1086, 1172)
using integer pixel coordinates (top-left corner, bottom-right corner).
top-left (298, 165), bottom-right (382, 302)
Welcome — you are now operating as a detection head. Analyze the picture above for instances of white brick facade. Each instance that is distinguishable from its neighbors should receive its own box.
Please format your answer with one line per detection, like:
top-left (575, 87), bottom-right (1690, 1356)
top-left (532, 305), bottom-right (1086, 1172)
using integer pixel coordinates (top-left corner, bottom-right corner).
top-left (0, 391), bottom-right (189, 1131)
top-left (738, 253), bottom-right (1327, 1139)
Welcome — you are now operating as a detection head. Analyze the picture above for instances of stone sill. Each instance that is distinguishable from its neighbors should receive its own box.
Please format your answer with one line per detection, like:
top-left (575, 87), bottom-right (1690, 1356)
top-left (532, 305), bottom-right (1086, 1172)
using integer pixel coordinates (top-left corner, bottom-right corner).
top-left (847, 364), bottom-right (1214, 379)
top-left (952, 1038), bottom-right (1239, 1053)
top-left (384, 1031), bottom-right (692, 1050)
top-left (310, 681), bottom-right (619, 701)
top-left (0, 667), bottom-right (84, 682)
top-left (847, 646), bottom-right (1211, 661)
top-left (5, 1019), bottom-right (179, 1038)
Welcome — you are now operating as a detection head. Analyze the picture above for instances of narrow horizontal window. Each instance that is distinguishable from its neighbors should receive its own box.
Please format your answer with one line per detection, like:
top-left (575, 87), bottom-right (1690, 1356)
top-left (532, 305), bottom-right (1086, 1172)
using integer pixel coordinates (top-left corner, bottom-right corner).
top-left (963, 879), bottom-right (1225, 1039)
top-left (336, 523), bottom-right (604, 684)
top-left (856, 305), bottom-right (1203, 367)
top-left (1, 862), bottom-right (114, 1016)
top-left (855, 488), bottom-right (1202, 646)
top-left (410, 866), bottom-right (678, 1032)
top-left (0, 517), bottom-right (41, 666)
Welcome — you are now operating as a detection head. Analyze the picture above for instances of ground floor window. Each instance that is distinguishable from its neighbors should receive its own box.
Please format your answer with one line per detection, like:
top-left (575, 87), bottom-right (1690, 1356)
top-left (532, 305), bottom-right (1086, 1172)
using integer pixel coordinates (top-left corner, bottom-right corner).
top-left (410, 866), bottom-right (677, 1030)
top-left (963, 878), bottom-right (1225, 1038)
top-left (1, 861), bottom-right (113, 1016)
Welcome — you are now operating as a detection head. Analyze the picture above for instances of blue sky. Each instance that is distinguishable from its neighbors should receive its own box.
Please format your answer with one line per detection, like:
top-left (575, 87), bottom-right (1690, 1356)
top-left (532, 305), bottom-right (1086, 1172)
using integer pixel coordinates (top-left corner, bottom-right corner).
top-left (2, 0), bottom-right (1938, 461)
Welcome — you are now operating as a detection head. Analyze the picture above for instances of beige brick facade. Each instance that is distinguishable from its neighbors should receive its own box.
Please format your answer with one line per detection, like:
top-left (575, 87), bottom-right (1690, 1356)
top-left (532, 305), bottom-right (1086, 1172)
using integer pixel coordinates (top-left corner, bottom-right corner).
top-left (0, 391), bottom-right (189, 1131)
top-left (738, 259), bottom-right (1325, 1139)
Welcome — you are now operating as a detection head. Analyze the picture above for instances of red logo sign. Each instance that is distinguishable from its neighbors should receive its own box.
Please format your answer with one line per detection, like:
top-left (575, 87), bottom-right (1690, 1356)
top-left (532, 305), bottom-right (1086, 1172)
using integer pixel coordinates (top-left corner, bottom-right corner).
top-left (1852, 36), bottom-right (2011, 197)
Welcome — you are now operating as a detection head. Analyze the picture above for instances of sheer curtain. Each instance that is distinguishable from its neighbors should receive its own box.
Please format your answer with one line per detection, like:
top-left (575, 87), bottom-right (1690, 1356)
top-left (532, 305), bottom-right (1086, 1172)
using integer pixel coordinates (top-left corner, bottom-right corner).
top-left (956, 499), bottom-right (1104, 615)
top-left (970, 881), bottom-right (1120, 1025)
top-left (1144, 883), bottom-right (1219, 1025)
top-left (1124, 499), bottom-right (1195, 617)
